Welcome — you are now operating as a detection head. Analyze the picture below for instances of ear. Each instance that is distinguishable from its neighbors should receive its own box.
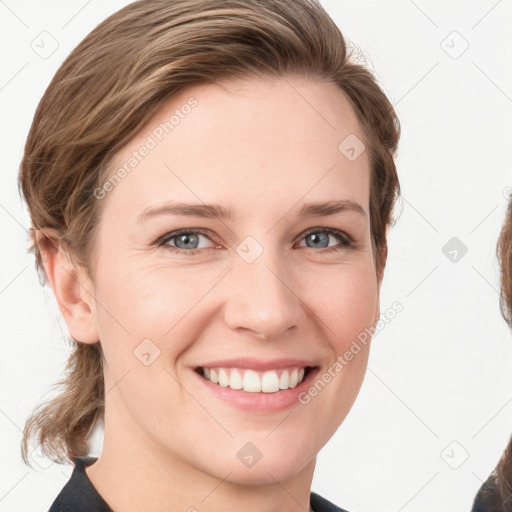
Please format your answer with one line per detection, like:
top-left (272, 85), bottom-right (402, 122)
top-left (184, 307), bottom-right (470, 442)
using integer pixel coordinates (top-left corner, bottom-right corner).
top-left (36, 228), bottom-right (99, 344)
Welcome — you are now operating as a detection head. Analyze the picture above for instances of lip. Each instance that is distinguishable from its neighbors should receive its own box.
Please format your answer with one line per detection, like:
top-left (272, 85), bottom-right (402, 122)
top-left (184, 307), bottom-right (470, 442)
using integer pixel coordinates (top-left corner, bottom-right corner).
top-left (193, 363), bottom-right (320, 413)
top-left (195, 357), bottom-right (318, 371)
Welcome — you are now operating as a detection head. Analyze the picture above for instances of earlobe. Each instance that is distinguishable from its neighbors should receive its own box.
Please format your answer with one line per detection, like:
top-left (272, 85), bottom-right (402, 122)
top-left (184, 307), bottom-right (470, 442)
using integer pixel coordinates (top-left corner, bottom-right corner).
top-left (36, 228), bottom-right (99, 344)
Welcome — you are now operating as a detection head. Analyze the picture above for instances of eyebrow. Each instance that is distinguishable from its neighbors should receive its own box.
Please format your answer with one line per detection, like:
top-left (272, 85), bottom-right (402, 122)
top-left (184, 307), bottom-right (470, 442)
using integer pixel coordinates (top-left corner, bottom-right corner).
top-left (136, 199), bottom-right (367, 223)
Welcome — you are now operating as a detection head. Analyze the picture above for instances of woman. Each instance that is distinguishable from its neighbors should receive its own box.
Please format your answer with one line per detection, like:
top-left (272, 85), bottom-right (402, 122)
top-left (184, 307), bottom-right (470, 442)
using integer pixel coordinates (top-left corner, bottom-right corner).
top-left (471, 199), bottom-right (512, 511)
top-left (19, 1), bottom-right (401, 511)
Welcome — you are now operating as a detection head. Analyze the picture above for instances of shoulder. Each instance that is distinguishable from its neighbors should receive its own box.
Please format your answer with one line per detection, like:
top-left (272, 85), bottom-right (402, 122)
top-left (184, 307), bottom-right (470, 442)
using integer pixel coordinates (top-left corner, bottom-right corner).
top-left (48, 457), bottom-right (112, 512)
top-left (470, 472), bottom-right (501, 512)
top-left (310, 491), bottom-right (351, 512)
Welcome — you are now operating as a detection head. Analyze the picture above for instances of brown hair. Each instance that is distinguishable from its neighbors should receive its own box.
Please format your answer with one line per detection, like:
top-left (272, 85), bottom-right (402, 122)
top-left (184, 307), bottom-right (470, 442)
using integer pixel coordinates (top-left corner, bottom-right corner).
top-left (498, 200), bottom-right (512, 327)
top-left (19, 0), bottom-right (401, 465)
top-left (477, 199), bottom-right (512, 511)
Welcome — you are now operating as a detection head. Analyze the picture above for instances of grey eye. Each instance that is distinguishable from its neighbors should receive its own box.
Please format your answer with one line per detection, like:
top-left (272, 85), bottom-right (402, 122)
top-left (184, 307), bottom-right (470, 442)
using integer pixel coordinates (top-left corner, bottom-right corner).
top-left (304, 232), bottom-right (331, 249)
top-left (173, 233), bottom-right (201, 250)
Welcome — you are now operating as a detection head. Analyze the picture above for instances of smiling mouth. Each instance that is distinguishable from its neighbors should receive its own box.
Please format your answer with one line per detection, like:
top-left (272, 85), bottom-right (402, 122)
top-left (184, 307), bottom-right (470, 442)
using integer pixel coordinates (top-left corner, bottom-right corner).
top-left (194, 366), bottom-right (315, 393)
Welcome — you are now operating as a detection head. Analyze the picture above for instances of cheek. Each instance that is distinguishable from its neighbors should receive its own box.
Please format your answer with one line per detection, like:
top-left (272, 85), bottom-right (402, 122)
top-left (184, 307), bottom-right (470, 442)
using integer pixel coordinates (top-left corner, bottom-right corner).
top-left (92, 261), bottom-right (215, 359)
top-left (307, 262), bottom-right (379, 351)
top-left (91, 264), bottom-right (197, 410)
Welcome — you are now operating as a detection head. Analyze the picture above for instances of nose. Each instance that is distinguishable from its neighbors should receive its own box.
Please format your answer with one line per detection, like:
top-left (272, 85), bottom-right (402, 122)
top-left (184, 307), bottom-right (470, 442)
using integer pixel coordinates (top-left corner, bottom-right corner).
top-left (223, 246), bottom-right (307, 341)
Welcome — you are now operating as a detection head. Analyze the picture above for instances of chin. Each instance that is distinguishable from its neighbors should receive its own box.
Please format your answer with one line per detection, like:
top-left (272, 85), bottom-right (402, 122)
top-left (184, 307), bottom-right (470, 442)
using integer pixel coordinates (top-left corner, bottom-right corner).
top-left (225, 460), bottom-right (309, 486)
top-left (199, 444), bottom-right (315, 486)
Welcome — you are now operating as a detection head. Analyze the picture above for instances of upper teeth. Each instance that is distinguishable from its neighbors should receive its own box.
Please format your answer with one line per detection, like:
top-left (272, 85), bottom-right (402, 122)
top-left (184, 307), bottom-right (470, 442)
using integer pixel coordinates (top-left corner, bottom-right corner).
top-left (201, 367), bottom-right (306, 393)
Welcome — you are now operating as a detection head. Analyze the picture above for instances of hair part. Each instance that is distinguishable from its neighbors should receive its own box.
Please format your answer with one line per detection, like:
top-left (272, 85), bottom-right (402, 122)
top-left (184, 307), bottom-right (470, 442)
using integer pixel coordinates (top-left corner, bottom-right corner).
top-left (19, 0), bottom-right (401, 465)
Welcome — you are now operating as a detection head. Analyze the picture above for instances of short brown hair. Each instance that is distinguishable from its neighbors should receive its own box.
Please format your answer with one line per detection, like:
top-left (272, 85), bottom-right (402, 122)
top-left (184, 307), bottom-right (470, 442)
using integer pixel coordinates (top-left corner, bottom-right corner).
top-left (19, 0), bottom-right (401, 465)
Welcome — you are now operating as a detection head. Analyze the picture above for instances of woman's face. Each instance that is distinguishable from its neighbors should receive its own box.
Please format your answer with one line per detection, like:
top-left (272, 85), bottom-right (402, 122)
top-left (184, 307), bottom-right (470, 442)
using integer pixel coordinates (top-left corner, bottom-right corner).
top-left (84, 76), bottom-right (381, 483)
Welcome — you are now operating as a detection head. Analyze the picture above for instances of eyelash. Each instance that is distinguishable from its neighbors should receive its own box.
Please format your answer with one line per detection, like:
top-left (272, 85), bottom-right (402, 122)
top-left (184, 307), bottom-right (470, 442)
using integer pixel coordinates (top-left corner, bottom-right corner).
top-left (155, 227), bottom-right (355, 256)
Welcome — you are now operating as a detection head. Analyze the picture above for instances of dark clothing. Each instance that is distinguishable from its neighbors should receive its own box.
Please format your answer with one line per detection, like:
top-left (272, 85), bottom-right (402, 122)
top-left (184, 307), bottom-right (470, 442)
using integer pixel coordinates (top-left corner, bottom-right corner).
top-left (48, 457), bottom-right (112, 512)
top-left (48, 457), bottom-right (350, 512)
top-left (471, 472), bottom-right (500, 511)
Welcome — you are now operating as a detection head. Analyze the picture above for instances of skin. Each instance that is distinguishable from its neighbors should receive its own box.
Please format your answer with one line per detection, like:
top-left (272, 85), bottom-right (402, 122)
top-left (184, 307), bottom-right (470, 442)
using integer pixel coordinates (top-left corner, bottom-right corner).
top-left (40, 75), bottom-right (384, 512)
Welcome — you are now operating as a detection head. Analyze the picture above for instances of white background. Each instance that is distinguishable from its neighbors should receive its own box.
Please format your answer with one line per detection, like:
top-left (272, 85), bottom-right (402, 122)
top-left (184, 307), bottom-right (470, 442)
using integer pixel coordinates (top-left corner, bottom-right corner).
top-left (1, 1), bottom-right (511, 511)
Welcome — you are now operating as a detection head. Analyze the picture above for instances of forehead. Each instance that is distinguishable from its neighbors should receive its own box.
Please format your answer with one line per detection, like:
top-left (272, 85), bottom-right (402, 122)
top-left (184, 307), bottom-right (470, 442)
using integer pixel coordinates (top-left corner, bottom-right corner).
top-left (101, 76), bottom-right (370, 224)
